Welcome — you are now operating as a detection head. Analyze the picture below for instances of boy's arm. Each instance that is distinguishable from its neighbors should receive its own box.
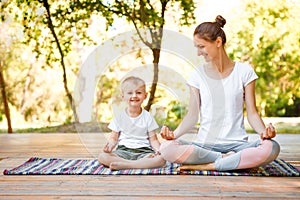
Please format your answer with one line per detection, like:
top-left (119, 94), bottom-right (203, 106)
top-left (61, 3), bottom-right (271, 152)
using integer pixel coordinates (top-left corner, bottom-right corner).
top-left (148, 130), bottom-right (161, 154)
top-left (103, 131), bottom-right (120, 153)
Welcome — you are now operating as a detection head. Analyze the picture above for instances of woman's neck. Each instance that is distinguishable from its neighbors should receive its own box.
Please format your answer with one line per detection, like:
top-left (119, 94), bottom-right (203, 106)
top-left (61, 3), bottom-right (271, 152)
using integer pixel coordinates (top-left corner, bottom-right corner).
top-left (205, 51), bottom-right (235, 79)
top-left (212, 50), bottom-right (234, 73)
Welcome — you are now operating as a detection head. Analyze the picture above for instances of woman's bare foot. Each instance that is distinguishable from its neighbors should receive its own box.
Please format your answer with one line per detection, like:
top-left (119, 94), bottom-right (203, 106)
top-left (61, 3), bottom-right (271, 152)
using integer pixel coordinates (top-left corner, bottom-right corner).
top-left (178, 152), bottom-right (235, 171)
top-left (222, 151), bottom-right (235, 158)
top-left (177, 162), bottom-right (216, 171)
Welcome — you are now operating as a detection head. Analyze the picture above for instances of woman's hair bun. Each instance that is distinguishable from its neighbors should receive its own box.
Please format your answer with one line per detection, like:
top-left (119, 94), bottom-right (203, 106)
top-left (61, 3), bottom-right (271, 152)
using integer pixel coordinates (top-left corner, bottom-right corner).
top-left (215, 15), bottom-right (226, 28)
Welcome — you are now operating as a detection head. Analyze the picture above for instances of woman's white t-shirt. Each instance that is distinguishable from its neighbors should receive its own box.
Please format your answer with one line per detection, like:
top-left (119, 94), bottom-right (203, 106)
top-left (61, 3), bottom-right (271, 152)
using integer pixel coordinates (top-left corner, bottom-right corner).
top-left (187, 62), bottom-right (258, 144)
top-left (108, 109), bottom-right (159, 148)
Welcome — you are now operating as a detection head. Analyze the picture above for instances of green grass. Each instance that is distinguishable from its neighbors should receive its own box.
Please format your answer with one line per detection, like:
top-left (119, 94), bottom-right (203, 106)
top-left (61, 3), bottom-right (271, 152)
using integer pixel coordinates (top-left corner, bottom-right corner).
top-left (246, 122), bottom-right (300, 134)
top-left (0, 122), bottom-right (110, 134)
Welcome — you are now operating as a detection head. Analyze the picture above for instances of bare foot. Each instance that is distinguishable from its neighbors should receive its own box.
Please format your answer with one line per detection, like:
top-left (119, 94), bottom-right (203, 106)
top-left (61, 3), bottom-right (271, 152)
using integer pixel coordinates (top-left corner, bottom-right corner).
top-left (222, 151), bottom-right (235, 158)
top-left (144, 153), bottom-right (156, 158)
top-left (109, 161), bottom-right (130, 170)
top-left (177, 162), bottom-right (216, 171)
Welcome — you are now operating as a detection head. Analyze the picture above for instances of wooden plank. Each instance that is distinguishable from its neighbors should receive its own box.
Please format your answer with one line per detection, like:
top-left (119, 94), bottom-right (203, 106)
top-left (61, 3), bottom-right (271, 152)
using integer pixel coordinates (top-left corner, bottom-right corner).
top-left (0, 177), bottom-right (299, 197)
top-left (0, 133), bottom-right (299, 199)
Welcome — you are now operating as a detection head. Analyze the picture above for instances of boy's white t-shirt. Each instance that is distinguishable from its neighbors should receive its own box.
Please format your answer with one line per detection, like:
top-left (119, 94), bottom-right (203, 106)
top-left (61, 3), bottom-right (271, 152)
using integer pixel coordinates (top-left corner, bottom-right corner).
top-left (108, 109), bottom-right (159, 148)
top-left (187, 62), bottom-right (258, 144)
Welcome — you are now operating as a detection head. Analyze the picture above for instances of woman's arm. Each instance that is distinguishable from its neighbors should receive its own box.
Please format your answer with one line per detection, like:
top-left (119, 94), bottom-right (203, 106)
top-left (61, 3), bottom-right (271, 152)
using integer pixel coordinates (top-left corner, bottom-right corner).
top-left (245, 80), bottom-right (276, 139)
top-left (161, 85), bottom-right (200, 140)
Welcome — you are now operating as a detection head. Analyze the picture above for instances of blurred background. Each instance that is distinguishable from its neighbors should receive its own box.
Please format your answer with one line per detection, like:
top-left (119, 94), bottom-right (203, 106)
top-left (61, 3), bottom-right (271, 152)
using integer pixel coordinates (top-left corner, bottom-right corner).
top-left (0, 0), bottom-right (299, 133)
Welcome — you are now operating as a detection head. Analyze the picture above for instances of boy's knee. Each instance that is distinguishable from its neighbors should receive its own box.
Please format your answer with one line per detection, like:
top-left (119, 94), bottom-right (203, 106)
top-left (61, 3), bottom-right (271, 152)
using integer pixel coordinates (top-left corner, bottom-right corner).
top-left (98, 153), bottom-right (106, 164)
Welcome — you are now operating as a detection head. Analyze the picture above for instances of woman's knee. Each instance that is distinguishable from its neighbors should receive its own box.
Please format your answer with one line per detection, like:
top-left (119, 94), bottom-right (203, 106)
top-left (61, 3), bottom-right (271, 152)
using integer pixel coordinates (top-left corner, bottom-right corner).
top-left (267, 139), bottom-right (280, 161)
top-left (159, 140), bottom-right (185, 162)
top-left (159, 140), bottom-right (175, 157)
top-left (237, 139), bottom-right (281, 169)
top-left (258, 139), bottom-right (280, 165)
top-left (159, 140), bottom-right (195, 163)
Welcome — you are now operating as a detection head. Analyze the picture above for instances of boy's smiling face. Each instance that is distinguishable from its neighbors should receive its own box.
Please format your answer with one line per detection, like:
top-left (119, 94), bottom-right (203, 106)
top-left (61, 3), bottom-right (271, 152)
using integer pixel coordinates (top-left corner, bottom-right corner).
top-left (122, 83), bottom-right (147, 108)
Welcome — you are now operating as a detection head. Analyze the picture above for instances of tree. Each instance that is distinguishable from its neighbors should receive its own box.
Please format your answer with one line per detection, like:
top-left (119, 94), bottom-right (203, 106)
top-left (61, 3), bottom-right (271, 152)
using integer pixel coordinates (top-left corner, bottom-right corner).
top-left (0, 60), bottom-right (12, 133)
top-left (228, 0), bottom-right (300, 116)
top-left (59, 0), bottom-right (196, 111)
top-left (0, 2), bottom-right (16, 133)
top-left (14, 0), bottom-right (98, 122)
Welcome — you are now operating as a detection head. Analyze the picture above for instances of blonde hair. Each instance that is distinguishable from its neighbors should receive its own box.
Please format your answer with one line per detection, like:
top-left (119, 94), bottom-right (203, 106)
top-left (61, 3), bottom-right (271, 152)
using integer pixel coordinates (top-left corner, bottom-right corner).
top-left (120, 76), bottom-right (146, 92)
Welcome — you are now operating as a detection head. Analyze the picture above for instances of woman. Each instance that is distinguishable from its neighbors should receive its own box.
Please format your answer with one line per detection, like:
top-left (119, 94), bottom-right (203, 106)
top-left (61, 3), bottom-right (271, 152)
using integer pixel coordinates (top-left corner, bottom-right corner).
top-left (159, 15), bottom-right (280, 171)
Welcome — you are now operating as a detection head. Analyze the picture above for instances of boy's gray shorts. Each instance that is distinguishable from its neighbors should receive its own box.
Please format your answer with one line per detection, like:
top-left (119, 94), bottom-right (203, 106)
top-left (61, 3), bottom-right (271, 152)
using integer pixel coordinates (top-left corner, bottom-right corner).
top-left (113, 145), bottom-right (155, 160)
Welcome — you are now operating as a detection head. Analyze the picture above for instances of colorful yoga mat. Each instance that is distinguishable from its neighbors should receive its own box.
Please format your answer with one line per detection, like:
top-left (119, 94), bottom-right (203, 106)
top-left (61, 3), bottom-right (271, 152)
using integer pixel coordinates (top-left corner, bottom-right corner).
top-left (3, 157), bottom-right (299, 176)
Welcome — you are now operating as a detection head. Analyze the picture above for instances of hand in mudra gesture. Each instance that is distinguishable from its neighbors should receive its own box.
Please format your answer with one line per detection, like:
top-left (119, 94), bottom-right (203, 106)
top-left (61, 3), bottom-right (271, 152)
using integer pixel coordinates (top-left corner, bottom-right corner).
top-left (160, 125), bottom-right (175, 140)
top-left (260, 123), bottom-right (276, 140)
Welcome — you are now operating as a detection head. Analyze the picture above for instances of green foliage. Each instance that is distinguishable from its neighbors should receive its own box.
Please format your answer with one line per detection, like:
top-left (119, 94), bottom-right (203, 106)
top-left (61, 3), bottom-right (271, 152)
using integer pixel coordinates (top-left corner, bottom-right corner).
top-left (62, 0), bottom-right (195, 29)
top-left (94, 74), bottom-right (119, 122)
top-left (164, 100), bottom-right (187, 130)
top-left (15, 0), bottom-right (95, 63)
top-left (7, 0), bottom-right (99, 123)
top-left (4, 0), bottom-right (299, 131)
top-left (1, 0), bottom-right (197, 128)
top-left (57, 0), bottom-right (196, 115)
top-left (0, 1), bottom-right (74, 124)
top-left (228, 0), bottom-right (300, 117)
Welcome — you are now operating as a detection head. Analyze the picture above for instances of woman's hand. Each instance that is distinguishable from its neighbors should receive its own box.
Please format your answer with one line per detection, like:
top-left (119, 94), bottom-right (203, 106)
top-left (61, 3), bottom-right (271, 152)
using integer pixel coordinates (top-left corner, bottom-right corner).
top-left (160, 125), bottom-right (175, 140)
top-left (260, 123), bottom-right (276, 140)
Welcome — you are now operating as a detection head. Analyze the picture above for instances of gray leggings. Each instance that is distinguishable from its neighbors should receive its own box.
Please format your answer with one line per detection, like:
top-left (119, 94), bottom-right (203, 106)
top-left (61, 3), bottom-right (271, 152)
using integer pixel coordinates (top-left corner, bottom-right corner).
top-left (160, 139), bottom-right (280, 171)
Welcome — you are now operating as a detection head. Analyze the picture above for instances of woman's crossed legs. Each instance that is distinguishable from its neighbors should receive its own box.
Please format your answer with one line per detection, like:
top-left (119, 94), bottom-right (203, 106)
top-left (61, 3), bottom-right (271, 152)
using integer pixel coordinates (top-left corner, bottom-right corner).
top-left (159, 139), bottom-right (280, 171)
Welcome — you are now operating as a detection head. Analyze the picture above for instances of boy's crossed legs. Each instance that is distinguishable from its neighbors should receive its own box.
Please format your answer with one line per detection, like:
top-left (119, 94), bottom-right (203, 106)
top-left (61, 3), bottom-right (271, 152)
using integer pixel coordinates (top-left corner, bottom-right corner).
top-left (98, 145), bottom-right (166, 170)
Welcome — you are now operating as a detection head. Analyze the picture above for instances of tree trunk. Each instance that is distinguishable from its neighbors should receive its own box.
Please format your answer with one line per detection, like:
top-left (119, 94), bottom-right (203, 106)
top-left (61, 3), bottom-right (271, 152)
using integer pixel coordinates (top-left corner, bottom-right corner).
top-left (43, 0), bottom-right (78, 122)
top-left (20, 64), bottom-right (33, 115)
top-left (0, 61), bottom-right (13, 133)
top-left (144, 48), bottom-right (160, 111)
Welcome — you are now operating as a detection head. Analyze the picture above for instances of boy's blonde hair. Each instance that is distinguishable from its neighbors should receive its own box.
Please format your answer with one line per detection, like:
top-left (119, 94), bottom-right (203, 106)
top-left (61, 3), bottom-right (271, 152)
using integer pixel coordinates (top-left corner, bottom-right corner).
top-left (121, 76), bottom-right (146, 92)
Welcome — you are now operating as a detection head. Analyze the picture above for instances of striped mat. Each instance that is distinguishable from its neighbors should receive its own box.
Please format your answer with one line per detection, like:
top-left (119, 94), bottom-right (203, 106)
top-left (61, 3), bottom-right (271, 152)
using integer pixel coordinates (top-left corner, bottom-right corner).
top-left (3, 157), bottom-right (299, 176)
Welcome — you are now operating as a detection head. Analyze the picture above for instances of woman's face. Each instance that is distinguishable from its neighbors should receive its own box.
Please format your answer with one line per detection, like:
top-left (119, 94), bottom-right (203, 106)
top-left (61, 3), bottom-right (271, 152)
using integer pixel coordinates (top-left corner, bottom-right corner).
top-left (193, 36), bottom-right (219, 62)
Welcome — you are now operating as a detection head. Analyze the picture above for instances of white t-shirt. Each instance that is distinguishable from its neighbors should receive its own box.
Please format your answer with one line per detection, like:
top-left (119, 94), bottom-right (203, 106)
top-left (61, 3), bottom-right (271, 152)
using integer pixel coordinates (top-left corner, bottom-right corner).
top-left (187, 62), bottom-right (258, 144)
top-left (108, 109), bottom-right (159, 148)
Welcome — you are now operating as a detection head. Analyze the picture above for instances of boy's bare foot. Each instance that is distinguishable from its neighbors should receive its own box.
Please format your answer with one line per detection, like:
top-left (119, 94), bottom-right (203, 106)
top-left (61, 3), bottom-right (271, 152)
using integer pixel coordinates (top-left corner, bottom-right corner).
top-left (109, 161), bottom-right (130, 170)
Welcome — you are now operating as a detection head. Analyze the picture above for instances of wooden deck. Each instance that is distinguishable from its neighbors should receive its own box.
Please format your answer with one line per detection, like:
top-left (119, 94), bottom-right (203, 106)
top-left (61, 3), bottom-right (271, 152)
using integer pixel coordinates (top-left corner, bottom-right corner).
top-left (0, 133), bottom-right (299, 199)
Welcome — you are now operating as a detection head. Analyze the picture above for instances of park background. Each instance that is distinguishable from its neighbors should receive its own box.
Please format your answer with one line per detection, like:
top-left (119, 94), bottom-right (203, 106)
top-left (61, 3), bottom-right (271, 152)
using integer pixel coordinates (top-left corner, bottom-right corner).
top-left (0, 0), bottom-right (299, 134)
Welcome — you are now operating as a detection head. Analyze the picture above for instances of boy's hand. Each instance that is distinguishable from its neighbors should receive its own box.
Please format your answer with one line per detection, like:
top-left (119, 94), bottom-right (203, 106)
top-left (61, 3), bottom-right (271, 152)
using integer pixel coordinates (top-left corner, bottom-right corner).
top-left (160, 125), bottom-right (175, 140)
top-left (103, 141), bottom-right (117, 153)
top-left (260, 123), bottom-right (276, 140)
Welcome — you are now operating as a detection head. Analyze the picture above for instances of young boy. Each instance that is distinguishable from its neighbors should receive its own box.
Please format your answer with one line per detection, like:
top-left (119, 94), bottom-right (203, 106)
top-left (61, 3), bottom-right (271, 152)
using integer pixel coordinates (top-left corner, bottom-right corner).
top-left (98, 76), bottom-right (166, 170)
